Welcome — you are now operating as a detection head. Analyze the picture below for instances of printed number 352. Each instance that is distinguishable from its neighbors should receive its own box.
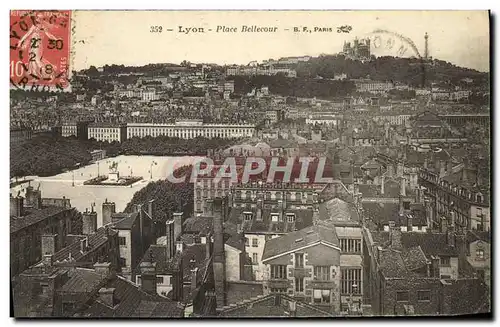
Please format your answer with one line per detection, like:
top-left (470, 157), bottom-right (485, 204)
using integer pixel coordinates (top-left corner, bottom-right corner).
top-left (150, 26), bottom-right (163, 33)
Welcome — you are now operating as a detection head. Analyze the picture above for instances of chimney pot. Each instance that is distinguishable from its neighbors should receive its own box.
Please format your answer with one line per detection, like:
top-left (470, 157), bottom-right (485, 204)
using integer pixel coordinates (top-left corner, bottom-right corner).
top-left (99, 288), bottom-right (117, 307)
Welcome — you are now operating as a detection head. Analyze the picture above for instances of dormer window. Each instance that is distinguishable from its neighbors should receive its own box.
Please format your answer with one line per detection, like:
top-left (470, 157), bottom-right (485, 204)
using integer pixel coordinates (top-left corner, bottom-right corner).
top-left (476, 193), bottom-right (483, 203)
top-left (244, 212), bottom-right (253, 221)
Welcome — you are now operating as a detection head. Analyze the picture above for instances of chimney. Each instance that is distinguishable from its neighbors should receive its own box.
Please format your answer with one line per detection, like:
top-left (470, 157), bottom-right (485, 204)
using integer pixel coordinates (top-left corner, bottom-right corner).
top-left (289, 300), bottom-right (297, 317)
top-left (176, 241), bottom-right (184, 253)
top-left (407, 214), bottom-right (413, 232)
top-left (400, 177), bottom-right (406, 197)
top-left (80, 237), bottom-right (89, 253)
top-left (190, 267), bottom-right (199, 291)
top-left (25, 187), bottom-right (42, 209)
top-left (10, 196), bottom-right (24, 217)
top-left (447, 225), bottom-right (456, 247)
top-left (461, 167), bottom-right (468, 182)
top-left (431, 256), bottom-right (440, 277)
top-left (387, 164), bottom-right (394, 177)
top-left (441, 217), bottom-right (448, 233)
top-left (99, 288), bottom-right (117, 307)
top-left (397, 162), bottom-right (403, 177)
top-left (205, 233), bottom-right (212, 260)
top-left (439, 160), bottom-right (446, 178)
top-left (206, 199), bottom-right (214, 216)
top-left (102, 200), bottom-right (116, 226)
top-left (440, 216), bottom-right (448, 233)
top-left (171, 256), bottom-right (184, 302)
top-left (389, 221), bottom-right (402, 248)
top-left (256, 198), bottom-right (263, 221)
top-left (82, 209), bottom-right (97, 235)
top-left (43, 254), bottom-right (53, 267)
top-left (173, 212), bottom-right (184, 242)
top-left (148, 199), bottom-right (155, 220)
top-left (380, 175), bottom-right (385, 195)
top-left (139, 261), bottom-right (157, 295)
top-left (42, 234), bottom-right (58, 255)
top-left (94, 262), bottom-right (112, 275)
top-left (213, 197), bottom-right (227, 309)
top-left (165, 220), bottom-right (175, 258)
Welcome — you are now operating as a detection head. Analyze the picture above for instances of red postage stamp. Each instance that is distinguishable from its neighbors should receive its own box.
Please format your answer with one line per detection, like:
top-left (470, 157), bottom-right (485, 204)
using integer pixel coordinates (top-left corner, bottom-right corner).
top-left (10, 10), bottom-right (71, 92)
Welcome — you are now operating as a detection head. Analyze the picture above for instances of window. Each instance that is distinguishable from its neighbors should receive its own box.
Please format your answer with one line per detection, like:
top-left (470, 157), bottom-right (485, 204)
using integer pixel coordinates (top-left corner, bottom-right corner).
top-left (417, 290), bottom-right (431, 302)
top-left (295, 277), bottom-right (304, 292)
top-left (270, 265), bottom-right (287, 279)
top-left (314, 266), bottom-right (330, 281)
top-left (477, 208), bottom-right (483, 217)
top-left (340, 239), bottom-right (361, 253)
top-left (476, 248), bottom-right (485, 260)
top-left (119, 257), bottom-right (126, 267)
top-left (244, 212), bottom-right (252, 221)
top-left (156, 276), bottom-right (164, 284)
top-left (271, 214), bottom-right (279, 222)
top-left (136, 276), bottom-right (141, 285)
top-left (287, 213), bottom-right (295, 223)
top-left (252, 253), bottom-right (258, 264)
top-left (119, 237), bottom-right (126, 246)
top-left (313, 289), bottom-right (331, 304)
top-left (403, 202), bottom-right (410, 210)
top-left (396, 291), bottom-right (409, 302)
top-left (440, 256), bottom-right (450, 266)
top-left (252, 238), bottom-right (259, 247)
top-left (245, 237), bottom-right (249, 247)
top-left (270, 288), bottom-right (287, 293)
top-left (341, 268), bottom-right (361, 294)
top-left (295, 253), bottom-right (304, 268)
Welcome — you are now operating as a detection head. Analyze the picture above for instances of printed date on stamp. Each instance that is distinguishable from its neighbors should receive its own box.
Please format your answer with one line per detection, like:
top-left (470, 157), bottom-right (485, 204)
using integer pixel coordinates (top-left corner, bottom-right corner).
top-left (10, 10), bottom-right (71, 92)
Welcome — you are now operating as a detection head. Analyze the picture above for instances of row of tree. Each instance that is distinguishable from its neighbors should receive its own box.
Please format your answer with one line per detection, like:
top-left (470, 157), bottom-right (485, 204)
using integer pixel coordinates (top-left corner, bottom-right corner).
top-left (11, 135), bottom-right (238, 178)
top-left (124, 165), bottom-right (194, 239)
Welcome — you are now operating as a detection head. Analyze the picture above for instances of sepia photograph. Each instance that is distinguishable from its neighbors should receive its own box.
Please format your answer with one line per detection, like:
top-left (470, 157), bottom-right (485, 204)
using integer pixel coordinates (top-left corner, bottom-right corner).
top-left (8, 9), bottom-right (491, 319)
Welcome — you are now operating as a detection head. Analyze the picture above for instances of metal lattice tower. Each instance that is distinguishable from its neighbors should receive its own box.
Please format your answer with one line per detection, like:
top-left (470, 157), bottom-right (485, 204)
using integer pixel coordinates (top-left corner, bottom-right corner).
top-left (424, 32), bottom-right (429, 60)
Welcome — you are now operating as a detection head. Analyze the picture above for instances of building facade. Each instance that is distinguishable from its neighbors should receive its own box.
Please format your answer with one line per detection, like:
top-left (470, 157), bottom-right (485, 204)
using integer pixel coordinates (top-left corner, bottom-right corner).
top-left (88, 123), bottom-right (127, 143)
top-left (127, 121), bottom-right (255, 139)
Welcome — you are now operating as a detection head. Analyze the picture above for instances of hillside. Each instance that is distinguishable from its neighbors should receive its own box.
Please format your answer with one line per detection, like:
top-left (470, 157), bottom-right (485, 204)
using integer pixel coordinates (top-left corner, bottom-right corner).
top-left (295, 55), bottom-right (488, 87)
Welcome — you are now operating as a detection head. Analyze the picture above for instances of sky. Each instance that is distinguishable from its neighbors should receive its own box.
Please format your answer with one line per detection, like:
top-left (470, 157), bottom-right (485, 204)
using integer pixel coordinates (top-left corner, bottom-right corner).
top-left (71, 10), bottom-right (490, 72)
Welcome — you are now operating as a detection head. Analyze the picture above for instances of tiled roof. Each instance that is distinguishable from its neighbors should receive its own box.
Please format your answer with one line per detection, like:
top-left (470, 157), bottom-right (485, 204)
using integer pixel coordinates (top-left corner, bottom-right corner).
top-left (137, 245), bottom-right (180, 275)
top-left (52, 227), bottom-right (116, 263)
top-left (60, 268), bottom-right (107, 293)
top-left (358, 184), bottom-right (382, 198)
top-left (262, 225), bottom-right (339, 261)
top-left (318, 198), bottom-right (359, 222)
top-left (226, 281), bottom-right (264, 305)
top-left (401, 233), bottom-right (459, 257)
top-left (11, 206), bottom-right (74, 234)
top-left (401, 246), bottom-right (428, 271)
top-left (225, 233), bottom-right (246, 252)
top-left (363, 202), bottom-right (427, 227)
top-left (371, 230), bottom-right (460, 257)
top-left (82, 275), bottom-right (184, 317)
top-left (361, 158), bottom-right (382, 170)
top-left (111, 212), bottom-right (139, 229)
top-left (228, 207), bottom-right (314, 235)
top-left (183, 216), bottom-right (213, 235)
top-left (379, 249), bottom-right (410, 278)
top-left (219, 293), bottom-right (335, 317)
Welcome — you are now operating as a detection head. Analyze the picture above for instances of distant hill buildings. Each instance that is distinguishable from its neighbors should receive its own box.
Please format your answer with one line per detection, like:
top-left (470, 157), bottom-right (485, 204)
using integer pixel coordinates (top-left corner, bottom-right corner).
top-left (342, 38), bottom-right (371, 61)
